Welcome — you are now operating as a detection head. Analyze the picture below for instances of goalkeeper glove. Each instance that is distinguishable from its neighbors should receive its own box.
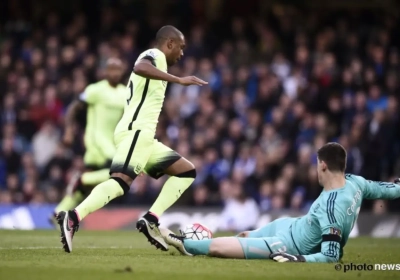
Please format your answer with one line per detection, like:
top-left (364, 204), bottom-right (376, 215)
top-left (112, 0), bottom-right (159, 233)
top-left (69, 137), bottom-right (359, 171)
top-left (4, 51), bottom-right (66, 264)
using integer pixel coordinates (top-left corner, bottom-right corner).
top-left (270, 252), bottom-right (306, 262)
top-left (394, 178), bottom-right (400, 184)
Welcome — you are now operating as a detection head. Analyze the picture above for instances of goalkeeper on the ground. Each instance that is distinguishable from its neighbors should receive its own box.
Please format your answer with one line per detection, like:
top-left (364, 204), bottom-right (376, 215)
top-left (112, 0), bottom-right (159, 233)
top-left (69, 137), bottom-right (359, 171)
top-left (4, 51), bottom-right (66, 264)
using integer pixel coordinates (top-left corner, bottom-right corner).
top-left (162, 143), bottom-right (400, 262)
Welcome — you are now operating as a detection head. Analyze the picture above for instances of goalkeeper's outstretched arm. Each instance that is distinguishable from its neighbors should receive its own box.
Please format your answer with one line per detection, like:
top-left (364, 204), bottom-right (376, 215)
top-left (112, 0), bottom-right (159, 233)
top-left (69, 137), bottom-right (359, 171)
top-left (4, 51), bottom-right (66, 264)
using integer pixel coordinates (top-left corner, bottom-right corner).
top-left (271, 228), bottom-right (342, 263)
top-left (347, 174), bottom-right (400, 200)
top-left (270, 240), bottom-right (340, 263)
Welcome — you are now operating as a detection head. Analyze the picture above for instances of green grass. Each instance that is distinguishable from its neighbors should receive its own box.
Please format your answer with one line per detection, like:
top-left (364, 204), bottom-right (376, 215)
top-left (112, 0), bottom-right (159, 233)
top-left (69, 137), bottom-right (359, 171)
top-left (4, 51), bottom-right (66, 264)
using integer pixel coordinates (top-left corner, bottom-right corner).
top-left (0, 230), bottom-right (399, 280)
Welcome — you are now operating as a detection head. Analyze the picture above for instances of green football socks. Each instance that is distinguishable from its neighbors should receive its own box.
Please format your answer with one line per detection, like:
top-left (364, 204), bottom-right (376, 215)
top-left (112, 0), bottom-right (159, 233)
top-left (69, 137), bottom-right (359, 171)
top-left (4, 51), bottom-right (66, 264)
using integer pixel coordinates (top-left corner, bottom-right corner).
top-left (81, 169), bottom-right (111, 186)
top-left (75, 179), bottom-right (124, 221)
top-left (149, 176), bottom-right (194, 217)
top-left (55, 191), bottom-right (84, 213)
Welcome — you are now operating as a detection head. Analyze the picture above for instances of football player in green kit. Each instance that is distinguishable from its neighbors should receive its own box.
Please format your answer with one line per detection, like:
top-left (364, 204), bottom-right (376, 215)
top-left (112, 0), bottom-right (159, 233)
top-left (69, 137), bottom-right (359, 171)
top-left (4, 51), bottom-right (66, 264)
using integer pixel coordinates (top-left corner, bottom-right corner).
top-left (51, 58), bottom-right (126, 224)
top-left (57, 25), bottom-right (207, 253)
top-left (163, 143), bottom-right (400, 263)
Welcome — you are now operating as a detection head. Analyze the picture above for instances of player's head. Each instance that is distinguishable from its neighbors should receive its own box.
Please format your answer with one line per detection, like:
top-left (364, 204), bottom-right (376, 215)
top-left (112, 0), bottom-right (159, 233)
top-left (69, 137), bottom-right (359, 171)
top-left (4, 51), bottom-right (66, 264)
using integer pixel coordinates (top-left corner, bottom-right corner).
top-left (317, 142), bottom-right (347, 184)
top-left (105, 58), bottom-right (123, 86)
top-left (155, 25), bottom-right (185, 66)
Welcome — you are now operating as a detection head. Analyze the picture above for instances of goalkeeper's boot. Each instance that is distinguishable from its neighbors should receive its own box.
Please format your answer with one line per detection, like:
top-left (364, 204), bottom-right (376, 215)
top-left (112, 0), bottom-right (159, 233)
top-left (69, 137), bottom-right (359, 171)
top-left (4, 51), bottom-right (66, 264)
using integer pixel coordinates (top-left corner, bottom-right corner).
top-left (136, 216), bottom-right (169, 251)
top-left (57, 210), bottom-right (79, 253)
top-left (162, 230), bottom-right (193, 256)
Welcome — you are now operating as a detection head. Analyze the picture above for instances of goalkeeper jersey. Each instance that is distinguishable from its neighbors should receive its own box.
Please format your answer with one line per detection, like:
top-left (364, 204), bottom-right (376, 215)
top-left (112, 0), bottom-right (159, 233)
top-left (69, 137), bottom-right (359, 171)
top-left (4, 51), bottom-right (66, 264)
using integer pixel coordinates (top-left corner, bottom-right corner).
top-left (289, 174), bottom-right (400, 262)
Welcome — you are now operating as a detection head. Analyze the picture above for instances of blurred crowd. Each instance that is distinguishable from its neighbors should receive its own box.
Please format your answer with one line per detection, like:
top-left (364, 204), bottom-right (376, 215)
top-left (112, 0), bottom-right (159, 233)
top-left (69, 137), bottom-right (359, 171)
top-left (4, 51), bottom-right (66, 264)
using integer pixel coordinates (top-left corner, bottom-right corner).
top-left (1, 2), bottom-right (400, 214)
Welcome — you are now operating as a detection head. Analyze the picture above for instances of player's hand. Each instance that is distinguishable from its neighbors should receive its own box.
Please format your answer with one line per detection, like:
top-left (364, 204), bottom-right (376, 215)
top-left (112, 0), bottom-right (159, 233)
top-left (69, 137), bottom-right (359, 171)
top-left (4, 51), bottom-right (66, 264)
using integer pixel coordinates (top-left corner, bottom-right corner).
top-left (394, 178), bottom-right (400, 184)
top-left (178, 76), bottom-right (208, 86)
top-left (270, 252), bottom-right (306, 262)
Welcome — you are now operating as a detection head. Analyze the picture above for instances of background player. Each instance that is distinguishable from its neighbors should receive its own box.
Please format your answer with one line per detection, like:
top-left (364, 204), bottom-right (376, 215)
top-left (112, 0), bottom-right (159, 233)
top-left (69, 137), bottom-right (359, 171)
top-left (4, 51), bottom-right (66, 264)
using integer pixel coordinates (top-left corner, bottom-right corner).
top-left (163, 143), bottom-right (400, 262)
top-left (51, 58), bottom-right (126, 224)
top-left (57, 25), bottom-right (207, 253)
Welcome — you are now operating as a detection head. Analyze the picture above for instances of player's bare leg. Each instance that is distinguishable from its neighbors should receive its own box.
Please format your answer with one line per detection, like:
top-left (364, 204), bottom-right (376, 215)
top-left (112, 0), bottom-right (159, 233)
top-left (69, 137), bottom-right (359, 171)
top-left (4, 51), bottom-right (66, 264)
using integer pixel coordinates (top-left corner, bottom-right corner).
top-left (208, 237), bottom-right (245, 258)
top-left (137, 157), bottom-right (195, 251)
top-left (163, 157), bottom-right (195, 175)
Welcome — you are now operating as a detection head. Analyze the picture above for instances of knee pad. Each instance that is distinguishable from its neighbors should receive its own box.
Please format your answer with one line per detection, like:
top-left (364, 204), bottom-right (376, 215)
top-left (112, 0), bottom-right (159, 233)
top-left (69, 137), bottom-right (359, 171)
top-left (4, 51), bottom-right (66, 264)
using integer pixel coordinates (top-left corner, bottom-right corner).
top-left (110, 176), bottom-right (130, 195)
top-left (175, 169), bottom-right (196, 179)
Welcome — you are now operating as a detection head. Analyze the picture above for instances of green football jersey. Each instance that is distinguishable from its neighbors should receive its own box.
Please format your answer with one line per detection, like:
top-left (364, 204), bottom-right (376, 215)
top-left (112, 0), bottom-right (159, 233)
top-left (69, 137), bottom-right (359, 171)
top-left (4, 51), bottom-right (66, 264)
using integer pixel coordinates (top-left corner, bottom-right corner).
top-left (115, 48), bottom-right (168, 135)
top-left (79, 80), bottom-right (126, 160)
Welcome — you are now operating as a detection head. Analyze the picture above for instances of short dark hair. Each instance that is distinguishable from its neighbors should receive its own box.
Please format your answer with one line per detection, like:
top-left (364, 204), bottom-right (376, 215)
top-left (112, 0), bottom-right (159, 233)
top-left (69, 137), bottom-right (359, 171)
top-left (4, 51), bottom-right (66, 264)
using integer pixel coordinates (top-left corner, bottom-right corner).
top-left (317, 142), bottom-right (347, 173)
top-left (155, 25), bottom-right (182, 44)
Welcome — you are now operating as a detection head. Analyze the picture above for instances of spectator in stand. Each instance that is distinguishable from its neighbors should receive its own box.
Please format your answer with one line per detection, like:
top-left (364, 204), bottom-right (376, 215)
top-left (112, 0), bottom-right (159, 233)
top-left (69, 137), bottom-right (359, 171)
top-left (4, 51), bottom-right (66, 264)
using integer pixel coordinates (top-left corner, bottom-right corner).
top-left (219, 182), bottom-right (260, 232)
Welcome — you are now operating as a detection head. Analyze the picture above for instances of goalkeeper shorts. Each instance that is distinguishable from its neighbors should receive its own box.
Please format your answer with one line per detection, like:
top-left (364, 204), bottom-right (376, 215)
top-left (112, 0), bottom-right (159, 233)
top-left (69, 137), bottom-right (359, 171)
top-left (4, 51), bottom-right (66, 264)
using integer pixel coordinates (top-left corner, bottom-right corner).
top-left (237, 236), bottom-right (300, 259)
top-left (247, 217), bottom-right (297, 238)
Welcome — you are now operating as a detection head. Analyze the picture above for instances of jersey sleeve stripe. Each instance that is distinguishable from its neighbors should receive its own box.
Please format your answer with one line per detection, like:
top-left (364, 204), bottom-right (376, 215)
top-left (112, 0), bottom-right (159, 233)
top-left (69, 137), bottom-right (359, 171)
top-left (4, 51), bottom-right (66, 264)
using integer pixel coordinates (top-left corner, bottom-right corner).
top-left (333, 242), bottom-right (339, 259)
top-left (324, 242), bottom-right (338, 259)
top-left (128, 78), bottom-right (150, 130)
top-left (327, 192), bottom-right (337, 224)
top-left (327, 193), bottom-right (333, 224)
top-left (328, 242), bottom-right (333, 257)
top-left (330, 192), bottom-right (337, 223)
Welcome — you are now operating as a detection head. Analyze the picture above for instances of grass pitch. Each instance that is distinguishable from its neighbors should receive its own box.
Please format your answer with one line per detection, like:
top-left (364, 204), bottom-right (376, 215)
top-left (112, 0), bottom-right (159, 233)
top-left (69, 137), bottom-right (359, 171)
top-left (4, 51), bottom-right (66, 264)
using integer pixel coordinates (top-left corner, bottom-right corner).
top-left (0, 230), bottom-right (399, 280)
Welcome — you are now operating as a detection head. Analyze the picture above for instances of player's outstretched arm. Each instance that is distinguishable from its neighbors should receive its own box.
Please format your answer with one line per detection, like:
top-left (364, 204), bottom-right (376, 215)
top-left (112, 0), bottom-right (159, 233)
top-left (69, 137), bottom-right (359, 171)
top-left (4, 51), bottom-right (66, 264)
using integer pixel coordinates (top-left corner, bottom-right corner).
top-left (271, 229), bottom-right (341, 263)
top-left (134, 59), bottom-right (207, 86)
top-left (301, 239), bottom-right (340, 263)
top-left (349, 174), bottom-right (400, 200)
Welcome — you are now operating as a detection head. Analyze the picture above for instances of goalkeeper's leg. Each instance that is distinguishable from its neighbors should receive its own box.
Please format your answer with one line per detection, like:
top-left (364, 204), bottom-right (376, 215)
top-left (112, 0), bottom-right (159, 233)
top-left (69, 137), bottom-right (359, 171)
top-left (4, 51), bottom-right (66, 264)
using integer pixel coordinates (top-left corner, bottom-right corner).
top-left (238, 217), bottom-right (297, 238)
top-left (209, 237), bottom-right (277, 259)
top-left (164, 234), bottom-right (246, 258)
top-left (165, 233), bottom-right (285, 259)
top-left (208, 237), bottom-right (288, 259)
